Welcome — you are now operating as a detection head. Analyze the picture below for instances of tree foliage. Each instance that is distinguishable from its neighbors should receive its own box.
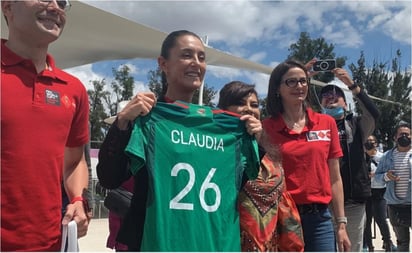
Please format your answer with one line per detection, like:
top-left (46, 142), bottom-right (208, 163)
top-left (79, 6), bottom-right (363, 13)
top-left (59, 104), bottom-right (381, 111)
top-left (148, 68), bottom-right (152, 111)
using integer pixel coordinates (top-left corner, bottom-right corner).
top-left (356, 50), bottom-right (411, 150)
top-left (147, 68), bottom-right (163, 97)
top-left (87, 65), bottom-right (135, 148)
top-left (107, 65), bottom-right (135, 117)
top-left (87, 79), bottom-right (110, 147)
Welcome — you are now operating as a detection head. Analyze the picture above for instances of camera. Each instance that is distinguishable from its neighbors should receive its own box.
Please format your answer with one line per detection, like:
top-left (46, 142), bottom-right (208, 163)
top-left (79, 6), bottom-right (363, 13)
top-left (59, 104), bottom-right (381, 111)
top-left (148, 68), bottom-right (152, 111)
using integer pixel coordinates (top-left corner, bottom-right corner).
top-left (313, 59), bottom-right (336, 72)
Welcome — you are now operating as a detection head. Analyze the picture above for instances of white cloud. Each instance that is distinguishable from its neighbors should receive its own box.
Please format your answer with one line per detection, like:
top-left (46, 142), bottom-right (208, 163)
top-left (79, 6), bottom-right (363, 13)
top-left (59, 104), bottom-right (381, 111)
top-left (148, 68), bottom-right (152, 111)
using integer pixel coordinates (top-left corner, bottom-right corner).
top-left (207, 65), bottom-right (243, 81)
top-left (244, 72), bottom-right (270, 97)
top-left (65, 63), bottom-right (148, 96)
top-left (79, 0), bottom-right (410, 98)
top-left (82, 0), bottom-right (410, 56)
top-left (64, 64), bottom-right (103, 91)
top-left (249, 52), bottom-right (267, 63)
top-left (322, 20), bottom-right (363, 48)
top-left (381, 7), bottom-right (412, 45)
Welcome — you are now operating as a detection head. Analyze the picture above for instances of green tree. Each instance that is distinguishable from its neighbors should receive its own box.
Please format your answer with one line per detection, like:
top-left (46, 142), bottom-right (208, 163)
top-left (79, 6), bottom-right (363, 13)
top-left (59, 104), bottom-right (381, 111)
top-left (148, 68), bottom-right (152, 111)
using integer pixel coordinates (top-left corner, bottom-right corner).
top-left (87, 79), bottom-right (110, 148)
top-left (106, 64), bottom-right (135, 117)
top-left (356, 50), bottom-right (411, 150)
top-left (87, 64), bottom-right (136, 147)
top-left (147, 67), bottom-right (217, 106)
top-left (147, 67), bottom-right (163, 96)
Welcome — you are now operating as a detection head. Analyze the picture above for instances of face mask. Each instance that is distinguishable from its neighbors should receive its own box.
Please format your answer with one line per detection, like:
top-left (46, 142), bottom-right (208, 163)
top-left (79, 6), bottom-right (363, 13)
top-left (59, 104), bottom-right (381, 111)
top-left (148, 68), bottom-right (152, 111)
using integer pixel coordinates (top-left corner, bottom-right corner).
top-left (322, 106), bottom-right (344, 119)
top-left (364, 142), bottom-right (375, 150)
top-left (397, 135), bottom-right (411, 147)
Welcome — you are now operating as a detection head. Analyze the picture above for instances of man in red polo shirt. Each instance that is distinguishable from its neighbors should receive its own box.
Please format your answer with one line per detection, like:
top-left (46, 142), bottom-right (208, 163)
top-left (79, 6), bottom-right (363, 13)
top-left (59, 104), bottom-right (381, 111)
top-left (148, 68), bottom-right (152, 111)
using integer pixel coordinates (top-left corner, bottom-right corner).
top-left (1, 0), bottom-right (90, 251)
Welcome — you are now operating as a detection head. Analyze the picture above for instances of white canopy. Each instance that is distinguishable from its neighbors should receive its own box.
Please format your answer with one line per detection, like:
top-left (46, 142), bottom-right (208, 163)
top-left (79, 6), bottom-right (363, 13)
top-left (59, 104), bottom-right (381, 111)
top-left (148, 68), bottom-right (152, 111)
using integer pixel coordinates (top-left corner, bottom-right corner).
top-left (1, 0), bottom-right (272, 73)
top-left (1, 1), bottom-right (398, 105)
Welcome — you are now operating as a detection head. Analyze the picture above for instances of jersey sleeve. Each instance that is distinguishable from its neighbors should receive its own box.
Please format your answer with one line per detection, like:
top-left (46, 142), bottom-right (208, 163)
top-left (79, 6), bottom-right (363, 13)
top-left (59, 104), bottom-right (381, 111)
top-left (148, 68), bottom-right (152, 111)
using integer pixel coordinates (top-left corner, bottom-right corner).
top-left (242, 135), bottom-right (260, 180)
top-left (124, 117), bottom-right (147, 175)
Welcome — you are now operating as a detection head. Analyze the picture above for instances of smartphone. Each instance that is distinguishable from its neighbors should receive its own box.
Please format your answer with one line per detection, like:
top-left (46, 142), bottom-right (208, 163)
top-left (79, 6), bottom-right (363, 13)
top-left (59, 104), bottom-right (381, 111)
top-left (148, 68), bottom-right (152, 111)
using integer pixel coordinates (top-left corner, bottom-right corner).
top-left (313, 59), bottom-right (336, 72)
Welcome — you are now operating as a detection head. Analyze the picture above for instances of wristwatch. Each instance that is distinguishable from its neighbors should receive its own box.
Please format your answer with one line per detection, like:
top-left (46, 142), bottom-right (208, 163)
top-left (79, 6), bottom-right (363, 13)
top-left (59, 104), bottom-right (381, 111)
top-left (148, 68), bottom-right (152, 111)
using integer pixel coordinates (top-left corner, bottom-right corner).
top-left (349, 83), bottom-right (359, 90)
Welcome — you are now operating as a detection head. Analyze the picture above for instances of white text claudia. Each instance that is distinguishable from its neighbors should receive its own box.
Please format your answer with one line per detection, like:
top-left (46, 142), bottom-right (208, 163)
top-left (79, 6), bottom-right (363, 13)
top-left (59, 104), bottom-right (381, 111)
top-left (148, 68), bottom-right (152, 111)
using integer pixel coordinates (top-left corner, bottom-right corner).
top-left (170, 130), bottom-right (224, 151)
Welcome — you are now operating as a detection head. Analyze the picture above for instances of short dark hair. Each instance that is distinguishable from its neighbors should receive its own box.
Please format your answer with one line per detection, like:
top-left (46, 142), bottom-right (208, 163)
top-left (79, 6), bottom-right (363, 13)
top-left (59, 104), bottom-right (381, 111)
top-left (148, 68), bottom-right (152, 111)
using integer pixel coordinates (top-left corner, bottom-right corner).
top-left (217, 81), bottom-right (257, 109)
top-left (368, 135), bottom-right (378, 143)
top-left (160, 30), bottom-right (203, 96)
top-left (393, 121), bottom-right (411, 137)
top-left (266, 59), bottom-right (311, 117)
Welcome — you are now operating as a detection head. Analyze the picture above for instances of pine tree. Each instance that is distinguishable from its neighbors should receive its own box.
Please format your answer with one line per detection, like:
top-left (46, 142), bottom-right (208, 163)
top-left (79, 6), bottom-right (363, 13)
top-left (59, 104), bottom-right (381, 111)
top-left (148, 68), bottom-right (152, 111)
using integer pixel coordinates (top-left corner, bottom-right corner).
top-left (87, 79), bottom-right (110, 148)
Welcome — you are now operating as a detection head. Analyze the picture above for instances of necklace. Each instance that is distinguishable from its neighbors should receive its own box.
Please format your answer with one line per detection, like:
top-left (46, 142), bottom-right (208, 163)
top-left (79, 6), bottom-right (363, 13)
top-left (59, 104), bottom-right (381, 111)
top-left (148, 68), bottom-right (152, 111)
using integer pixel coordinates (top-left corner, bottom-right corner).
top-left (283, 113), bottom-right (306, 130)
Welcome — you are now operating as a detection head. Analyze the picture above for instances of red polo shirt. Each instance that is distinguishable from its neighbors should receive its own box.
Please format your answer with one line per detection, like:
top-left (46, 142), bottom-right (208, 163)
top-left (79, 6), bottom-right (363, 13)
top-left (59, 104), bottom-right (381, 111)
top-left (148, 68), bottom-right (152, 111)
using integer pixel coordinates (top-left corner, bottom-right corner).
top-left (262, 108), bottom-right (342, 205)
top-left (1, 39), bottom-right (89, 251)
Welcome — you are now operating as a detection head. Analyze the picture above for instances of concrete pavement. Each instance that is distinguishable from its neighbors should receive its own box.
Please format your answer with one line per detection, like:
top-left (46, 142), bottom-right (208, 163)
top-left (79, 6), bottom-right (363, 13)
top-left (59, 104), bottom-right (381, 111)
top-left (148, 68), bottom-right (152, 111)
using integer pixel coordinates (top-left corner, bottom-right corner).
top-left (79, 218), bottom-right (112, 252)
top-left (78, 217), bottom-right (409, 252)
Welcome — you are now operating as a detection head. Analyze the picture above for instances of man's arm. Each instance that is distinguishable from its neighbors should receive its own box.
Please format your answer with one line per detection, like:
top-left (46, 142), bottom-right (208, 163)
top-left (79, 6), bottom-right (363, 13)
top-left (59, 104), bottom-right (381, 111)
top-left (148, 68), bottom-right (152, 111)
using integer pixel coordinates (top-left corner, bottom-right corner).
top-left (353, 88), bottom-right (381, 143)
top-left (374, 151), bottom-right (390, 184)
top-left (332, 68), bottom-right (380, 143)
top-left (62, 145), bottom-right (89, 238)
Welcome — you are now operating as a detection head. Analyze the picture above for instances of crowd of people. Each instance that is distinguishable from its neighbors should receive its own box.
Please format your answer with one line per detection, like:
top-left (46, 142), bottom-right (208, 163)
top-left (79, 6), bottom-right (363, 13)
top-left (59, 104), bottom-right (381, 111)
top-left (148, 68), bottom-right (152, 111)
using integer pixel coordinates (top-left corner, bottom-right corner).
top-left (1, 1), bottom-right (411, 252)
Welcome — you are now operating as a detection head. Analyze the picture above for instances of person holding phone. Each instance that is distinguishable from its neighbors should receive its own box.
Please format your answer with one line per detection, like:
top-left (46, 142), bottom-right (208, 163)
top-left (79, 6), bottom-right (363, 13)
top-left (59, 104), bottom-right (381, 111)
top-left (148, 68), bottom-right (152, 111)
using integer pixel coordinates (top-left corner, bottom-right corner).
top-left (315, 65), bottom-right (381, 252)
top-left (375, 122), bottom-right (411, 252)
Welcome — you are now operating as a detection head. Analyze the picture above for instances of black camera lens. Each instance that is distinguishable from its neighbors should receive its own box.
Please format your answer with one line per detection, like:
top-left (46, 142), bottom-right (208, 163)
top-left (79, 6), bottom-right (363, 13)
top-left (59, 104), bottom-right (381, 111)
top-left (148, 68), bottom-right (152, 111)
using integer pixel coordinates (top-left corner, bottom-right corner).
top-left (313, 59), bottom-right (336, 72)
top-left (320, 61), bottom-right (329, 70)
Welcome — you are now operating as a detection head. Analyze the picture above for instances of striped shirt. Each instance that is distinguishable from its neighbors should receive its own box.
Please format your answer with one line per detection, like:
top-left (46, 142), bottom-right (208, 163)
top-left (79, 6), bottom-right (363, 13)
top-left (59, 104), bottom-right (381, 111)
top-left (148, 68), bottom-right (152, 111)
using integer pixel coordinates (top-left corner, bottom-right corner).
top-left (392, 149), bottom-right (412, 198)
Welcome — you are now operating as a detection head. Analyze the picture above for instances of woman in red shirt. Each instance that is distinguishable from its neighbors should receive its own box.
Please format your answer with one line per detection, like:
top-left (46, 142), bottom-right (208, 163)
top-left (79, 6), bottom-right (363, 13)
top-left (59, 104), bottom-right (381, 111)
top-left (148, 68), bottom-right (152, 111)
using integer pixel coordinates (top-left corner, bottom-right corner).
top-left (262, 59), bottom-right (351, 252)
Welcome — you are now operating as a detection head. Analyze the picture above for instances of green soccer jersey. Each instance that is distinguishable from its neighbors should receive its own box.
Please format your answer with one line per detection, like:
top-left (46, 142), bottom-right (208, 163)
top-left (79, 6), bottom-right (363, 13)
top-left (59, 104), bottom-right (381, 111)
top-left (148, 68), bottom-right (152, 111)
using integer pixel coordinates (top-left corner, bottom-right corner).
top-left (125, 101), bottom-right (259, 251)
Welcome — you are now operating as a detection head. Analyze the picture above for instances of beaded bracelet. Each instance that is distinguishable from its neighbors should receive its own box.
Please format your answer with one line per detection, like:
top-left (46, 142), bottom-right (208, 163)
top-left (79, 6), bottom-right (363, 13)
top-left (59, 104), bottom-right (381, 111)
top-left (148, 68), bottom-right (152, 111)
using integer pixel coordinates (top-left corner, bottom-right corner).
top-left (335, 217), bottom-right (348, 224)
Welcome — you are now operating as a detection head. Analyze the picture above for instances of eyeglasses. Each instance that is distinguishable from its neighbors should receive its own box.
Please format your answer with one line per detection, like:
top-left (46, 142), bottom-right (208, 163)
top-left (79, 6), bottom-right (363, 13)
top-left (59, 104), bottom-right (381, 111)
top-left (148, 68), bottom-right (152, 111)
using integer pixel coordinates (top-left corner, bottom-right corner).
top-left (38, 0), bottom-right (71, 12)
top-left (282, 78), bottom-right (308, 88)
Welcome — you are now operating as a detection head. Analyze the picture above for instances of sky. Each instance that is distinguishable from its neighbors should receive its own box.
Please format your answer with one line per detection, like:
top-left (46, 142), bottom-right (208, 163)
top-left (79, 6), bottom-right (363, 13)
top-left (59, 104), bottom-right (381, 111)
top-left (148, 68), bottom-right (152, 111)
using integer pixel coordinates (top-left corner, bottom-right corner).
top-left (65, 0), bottom-right (412, 106)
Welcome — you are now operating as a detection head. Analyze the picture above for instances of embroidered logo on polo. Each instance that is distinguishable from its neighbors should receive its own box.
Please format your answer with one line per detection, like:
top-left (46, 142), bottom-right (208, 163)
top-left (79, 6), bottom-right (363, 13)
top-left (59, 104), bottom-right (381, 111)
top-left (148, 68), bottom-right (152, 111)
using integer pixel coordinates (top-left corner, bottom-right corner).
top-left (45, 89), bottom-right (60, 106)
top-left (61, 95), bottom-right (72, 109)
top-left (306, 130), bottom-right (331, 142)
